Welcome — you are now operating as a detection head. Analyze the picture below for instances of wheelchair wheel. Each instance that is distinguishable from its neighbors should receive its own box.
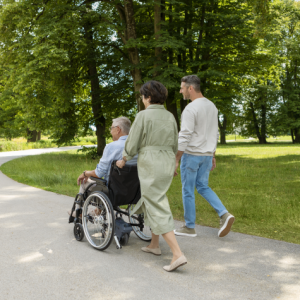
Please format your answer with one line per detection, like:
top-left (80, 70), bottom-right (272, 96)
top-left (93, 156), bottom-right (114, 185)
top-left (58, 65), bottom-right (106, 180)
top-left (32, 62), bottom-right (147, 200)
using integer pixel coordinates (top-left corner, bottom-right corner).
top-left (120, 233), bottom-right (129, 246)
top-left (128, 204), bottom-right (152, 242)
top-left (82, 192), bottom-right (115, 251)
top-left (74, 223), bottom-right (84, 241)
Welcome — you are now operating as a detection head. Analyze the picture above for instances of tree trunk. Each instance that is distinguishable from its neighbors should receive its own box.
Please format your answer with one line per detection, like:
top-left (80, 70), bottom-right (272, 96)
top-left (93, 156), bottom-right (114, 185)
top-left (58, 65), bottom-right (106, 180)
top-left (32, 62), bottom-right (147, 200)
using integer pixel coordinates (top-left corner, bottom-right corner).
top-left (177, 40), bottom-right (188, 113)
top-left (192, 3), bottom-right (206, 74)
top-left (291, 128), bottom-right (300, 143)
top-left (218, 115), bottom-right (227, 144)
top-left (291, 129), bottom-right (295, 143)
top-left (27, 129), bottom-right (38, 142)
top-left (165, 9), bottom-right (180, 131)
top-left (123, 0), bottom-right (144, 111)
top-left (258, 136), bottom-right (267, 144)
top-left (153, 0), bottom-right (162, 77)
top-left (84, 14), bottom-right (106, 156)
top-left (199, 2), bottom-right (215, 95)
top-left (250, 101), bottom-right (267, 144)
top-left (166, 90), bottom-right (180, 131)
top-left (178, 5), bottom-right (189, 114)
top-left (162, 4), bottom-right (179, 129)
top-left (259, 103), bottom-right (267, 144)
top-left (37, 131), bottom-right (41, 141)
top-left (295, 132), bottom-right (300, 143)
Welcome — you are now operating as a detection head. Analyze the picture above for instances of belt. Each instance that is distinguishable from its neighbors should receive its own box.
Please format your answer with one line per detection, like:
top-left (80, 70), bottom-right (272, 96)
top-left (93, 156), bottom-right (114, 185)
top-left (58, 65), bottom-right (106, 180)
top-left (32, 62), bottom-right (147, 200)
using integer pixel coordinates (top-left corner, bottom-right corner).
top-left (139, 146), bottom-right (173, 153)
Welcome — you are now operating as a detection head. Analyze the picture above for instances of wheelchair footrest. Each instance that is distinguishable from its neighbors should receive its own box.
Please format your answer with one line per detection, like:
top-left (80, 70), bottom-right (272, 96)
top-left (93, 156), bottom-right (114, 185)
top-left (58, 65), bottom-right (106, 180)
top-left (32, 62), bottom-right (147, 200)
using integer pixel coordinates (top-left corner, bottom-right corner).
top-left (114, 217), bottom-right (133, 247)
top-left (114, 234), bottom-right (122, 249)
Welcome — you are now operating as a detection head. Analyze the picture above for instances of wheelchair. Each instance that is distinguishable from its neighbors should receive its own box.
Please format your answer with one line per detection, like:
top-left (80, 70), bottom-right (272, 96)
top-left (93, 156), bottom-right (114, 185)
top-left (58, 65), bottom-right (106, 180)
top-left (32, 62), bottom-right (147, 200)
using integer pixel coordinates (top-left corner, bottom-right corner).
top-left (69, 161), bottom-right (152, 250)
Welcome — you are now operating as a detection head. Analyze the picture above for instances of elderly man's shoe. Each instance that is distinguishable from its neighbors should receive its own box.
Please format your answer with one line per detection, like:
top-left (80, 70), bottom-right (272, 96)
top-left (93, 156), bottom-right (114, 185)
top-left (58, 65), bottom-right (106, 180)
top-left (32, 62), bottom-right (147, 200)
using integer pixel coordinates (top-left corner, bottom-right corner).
top-left (68, 210), bottom-right (76, 217)
top-left (163, 255), bottom-right (187, 272)
top-left (68, 210), bottom-right (82, 219)
top-left (141, 247), bottom-right (161, 256)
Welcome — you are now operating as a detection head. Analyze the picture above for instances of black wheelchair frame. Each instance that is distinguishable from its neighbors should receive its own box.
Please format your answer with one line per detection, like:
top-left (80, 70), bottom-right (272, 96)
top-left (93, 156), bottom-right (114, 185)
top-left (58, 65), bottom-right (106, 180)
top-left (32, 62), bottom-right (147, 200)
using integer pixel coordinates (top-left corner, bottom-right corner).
top-left (69, 161), bottom-right (151, 250)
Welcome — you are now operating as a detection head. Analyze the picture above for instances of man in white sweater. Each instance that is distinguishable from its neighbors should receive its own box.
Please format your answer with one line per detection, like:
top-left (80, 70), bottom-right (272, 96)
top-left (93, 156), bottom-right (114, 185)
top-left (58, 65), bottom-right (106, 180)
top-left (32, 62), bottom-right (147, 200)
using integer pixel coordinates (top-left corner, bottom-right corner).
top-left (174, 75), bottom-right (235, 238)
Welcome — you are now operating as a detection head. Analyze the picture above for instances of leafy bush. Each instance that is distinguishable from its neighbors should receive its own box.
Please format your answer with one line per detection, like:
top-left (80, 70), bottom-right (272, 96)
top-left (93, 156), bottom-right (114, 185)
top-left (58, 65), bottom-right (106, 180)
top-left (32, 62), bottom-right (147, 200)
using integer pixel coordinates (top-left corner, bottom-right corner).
top-left (77, 146), bottom-right (100, 160)
top-left (85, 137), bottom-right (97, 144)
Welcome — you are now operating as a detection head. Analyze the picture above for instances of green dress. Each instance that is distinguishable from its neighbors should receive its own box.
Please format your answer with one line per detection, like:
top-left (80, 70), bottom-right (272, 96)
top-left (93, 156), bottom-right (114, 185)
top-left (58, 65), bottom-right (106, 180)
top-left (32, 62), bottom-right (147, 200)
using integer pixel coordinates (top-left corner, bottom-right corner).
top-left (122, 105), bottom-right (178, 235)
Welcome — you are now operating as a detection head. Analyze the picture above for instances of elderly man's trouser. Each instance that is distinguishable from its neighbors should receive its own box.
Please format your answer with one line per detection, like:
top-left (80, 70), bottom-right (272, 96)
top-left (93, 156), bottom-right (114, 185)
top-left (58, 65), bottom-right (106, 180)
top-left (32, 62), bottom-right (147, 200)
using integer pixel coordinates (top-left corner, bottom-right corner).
top-left (75, 178), bottom-right (95, 210)
top-left (181, 153), bottom-right (228, 228)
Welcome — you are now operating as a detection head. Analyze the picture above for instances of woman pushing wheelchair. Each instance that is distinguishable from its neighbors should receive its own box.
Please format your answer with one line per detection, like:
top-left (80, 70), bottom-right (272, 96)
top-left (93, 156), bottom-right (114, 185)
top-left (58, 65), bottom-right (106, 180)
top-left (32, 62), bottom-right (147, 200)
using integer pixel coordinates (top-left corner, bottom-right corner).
top-left (116, 80), bottom-right (187, 272)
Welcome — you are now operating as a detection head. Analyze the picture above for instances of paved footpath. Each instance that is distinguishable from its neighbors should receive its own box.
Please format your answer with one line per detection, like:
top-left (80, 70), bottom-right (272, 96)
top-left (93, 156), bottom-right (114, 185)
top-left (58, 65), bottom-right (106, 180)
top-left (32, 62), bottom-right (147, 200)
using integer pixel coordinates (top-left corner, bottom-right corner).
top-left (0, 147), bottom-right (299, 300)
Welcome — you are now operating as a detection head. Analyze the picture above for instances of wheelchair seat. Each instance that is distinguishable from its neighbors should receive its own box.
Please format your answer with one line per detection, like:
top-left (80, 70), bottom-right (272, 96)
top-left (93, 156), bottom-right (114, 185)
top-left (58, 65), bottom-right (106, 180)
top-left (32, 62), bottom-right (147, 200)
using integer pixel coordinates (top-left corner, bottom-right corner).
top-left (89, 160), bottom-right (140, 207)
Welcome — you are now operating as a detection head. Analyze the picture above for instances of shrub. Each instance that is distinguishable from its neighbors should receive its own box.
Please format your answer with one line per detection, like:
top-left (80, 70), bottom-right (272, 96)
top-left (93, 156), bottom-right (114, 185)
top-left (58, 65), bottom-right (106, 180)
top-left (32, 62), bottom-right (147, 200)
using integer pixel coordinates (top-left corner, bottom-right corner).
top-left (77, 146), bottom-right (100, 160)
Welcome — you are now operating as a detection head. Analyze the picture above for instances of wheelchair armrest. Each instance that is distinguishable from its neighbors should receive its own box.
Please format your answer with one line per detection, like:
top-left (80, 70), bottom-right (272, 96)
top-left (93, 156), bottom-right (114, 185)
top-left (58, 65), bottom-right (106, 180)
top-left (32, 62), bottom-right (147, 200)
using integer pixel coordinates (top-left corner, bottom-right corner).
top-left (90, 176), bottom-right (107, 185)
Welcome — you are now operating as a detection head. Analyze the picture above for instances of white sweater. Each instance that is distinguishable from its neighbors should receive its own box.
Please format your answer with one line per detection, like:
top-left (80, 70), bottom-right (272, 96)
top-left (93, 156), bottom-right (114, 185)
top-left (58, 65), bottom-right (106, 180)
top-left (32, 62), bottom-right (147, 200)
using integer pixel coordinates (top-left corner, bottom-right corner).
top-left (178, 97), bottom-right (219, 156)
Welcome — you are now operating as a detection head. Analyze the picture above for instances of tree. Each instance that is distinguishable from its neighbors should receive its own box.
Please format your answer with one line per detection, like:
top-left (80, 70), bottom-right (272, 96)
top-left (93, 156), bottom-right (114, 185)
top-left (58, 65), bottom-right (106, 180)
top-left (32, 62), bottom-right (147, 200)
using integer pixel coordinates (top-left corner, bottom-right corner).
top-left (275, 0), bottom-right (300, 143)
top-left (0, 0), bottom-right (281, 150)
top-left (0, 0), bottom-right (137, 153)
top-left (163, 0), bottom-right (257, 143)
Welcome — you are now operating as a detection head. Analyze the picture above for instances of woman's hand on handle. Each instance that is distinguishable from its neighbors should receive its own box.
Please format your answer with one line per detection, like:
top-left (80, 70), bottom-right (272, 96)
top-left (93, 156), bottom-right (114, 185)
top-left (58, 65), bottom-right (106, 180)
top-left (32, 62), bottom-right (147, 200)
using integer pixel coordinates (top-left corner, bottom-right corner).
top-left (116, 159), bottom-right (126, 169)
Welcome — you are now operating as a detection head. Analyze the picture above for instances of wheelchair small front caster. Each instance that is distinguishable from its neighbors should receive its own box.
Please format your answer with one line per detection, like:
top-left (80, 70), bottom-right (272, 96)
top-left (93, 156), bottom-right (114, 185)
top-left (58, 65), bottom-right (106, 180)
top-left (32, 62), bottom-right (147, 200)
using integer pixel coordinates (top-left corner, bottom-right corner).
top-left (120, 233), bottom-right (129, 246)
top-left (74, 223), bottom-right (84, 241)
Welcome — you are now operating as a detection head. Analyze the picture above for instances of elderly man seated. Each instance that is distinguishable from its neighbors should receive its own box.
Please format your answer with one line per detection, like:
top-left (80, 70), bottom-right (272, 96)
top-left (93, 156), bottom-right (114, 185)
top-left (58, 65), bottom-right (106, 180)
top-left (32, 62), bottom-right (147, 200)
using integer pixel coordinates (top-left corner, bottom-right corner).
top-left (68, 116), bottom-right (137, 217)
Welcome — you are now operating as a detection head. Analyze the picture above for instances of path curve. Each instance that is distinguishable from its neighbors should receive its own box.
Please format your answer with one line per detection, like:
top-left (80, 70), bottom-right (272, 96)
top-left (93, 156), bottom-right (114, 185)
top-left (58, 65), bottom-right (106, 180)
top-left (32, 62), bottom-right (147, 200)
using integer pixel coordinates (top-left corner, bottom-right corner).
top-left (0, 147), bottom-right (299, 300)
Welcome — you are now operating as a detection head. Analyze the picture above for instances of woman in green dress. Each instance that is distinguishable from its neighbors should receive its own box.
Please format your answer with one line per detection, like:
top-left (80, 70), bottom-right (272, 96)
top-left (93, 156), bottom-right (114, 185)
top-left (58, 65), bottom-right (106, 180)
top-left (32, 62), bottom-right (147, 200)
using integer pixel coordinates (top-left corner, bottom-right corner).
top-left (116, 80), bottom-right (187, 272)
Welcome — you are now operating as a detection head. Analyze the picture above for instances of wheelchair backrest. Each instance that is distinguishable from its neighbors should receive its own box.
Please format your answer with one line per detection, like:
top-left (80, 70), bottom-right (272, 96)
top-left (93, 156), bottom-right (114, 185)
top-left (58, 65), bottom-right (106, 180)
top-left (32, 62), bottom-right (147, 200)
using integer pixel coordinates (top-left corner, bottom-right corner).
top-left (108, 160), bottom-right (141, 207)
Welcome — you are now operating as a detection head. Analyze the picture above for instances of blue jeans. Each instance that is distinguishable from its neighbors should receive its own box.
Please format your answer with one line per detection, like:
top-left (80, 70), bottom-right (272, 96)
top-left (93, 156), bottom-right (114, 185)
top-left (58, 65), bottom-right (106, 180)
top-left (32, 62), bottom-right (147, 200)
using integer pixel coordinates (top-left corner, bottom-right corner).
top-left (180, 153), bottom-right (228, 228)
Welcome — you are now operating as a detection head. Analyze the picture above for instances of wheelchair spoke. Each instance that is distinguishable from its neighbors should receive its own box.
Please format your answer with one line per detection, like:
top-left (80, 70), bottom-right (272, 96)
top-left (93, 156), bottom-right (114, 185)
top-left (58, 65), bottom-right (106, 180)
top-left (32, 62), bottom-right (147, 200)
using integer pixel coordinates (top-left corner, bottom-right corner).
top-left (128, 204), bottom-right (152, 242)
top-left (82, 193), bottom-right (114, 250)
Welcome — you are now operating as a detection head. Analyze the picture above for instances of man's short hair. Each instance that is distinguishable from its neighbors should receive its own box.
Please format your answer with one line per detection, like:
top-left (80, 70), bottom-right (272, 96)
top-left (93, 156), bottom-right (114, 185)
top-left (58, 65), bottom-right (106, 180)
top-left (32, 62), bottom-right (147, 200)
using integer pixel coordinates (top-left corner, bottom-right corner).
top-left (181, 75), bottom-right (201, 92)
top-left (139, 80), bottom-right (168, 104)
top-left (112, 117), bottom-right (131, 134)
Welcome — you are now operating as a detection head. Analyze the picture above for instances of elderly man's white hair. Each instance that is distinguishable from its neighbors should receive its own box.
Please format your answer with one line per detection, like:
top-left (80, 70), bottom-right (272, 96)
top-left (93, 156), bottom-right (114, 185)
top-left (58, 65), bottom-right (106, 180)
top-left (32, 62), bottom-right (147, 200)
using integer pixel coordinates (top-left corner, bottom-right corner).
top-left (112, 117), bottom-right (131, 134)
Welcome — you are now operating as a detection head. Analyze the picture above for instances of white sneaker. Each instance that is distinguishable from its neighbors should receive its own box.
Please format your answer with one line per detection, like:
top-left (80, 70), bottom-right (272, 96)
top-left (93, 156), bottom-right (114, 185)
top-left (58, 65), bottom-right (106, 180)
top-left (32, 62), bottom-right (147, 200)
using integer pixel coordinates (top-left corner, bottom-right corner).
top-left (174, 225), bottom-right (197, 237)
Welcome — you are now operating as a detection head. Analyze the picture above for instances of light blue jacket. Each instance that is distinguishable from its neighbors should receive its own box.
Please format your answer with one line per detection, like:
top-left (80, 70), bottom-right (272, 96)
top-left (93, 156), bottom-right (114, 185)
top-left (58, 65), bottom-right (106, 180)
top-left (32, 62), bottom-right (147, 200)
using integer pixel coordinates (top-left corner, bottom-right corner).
top-left (95, 135), bottom-right (137, 182)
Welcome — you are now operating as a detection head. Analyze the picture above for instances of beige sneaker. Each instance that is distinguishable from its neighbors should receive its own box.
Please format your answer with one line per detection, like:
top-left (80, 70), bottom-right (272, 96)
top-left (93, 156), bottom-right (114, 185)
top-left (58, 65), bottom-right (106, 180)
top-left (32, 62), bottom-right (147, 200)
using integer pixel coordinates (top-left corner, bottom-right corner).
top-left (174, 225), bottom-right (197, 237)
top-left (218, 213), bottom-right (235, 237)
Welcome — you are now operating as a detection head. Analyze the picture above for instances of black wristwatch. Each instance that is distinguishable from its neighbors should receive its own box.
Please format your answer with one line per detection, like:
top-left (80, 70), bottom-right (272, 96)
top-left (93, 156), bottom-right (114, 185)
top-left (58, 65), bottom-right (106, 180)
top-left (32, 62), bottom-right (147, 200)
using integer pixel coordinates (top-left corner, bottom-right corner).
top-left (83, 171), bottom-right (87, 177)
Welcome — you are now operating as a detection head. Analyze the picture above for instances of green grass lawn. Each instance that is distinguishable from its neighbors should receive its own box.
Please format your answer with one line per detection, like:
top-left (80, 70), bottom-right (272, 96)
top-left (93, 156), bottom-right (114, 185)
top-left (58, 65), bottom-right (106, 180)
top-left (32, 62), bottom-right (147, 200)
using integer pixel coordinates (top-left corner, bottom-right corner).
top-left (1, 143), bottom-right (299, 244)
top-left (0, 136), bottom-right (99, 152)
top-left (0, 135), bottom-right (292, 152)
top-left (225, 135), bottom-right (292, 143)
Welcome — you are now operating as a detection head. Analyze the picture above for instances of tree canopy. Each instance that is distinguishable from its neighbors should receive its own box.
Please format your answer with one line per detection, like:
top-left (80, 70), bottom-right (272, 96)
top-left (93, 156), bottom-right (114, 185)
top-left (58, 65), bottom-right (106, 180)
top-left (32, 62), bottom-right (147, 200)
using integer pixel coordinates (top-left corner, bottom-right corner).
top-left (0, 0), bottom-right (299, 150)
